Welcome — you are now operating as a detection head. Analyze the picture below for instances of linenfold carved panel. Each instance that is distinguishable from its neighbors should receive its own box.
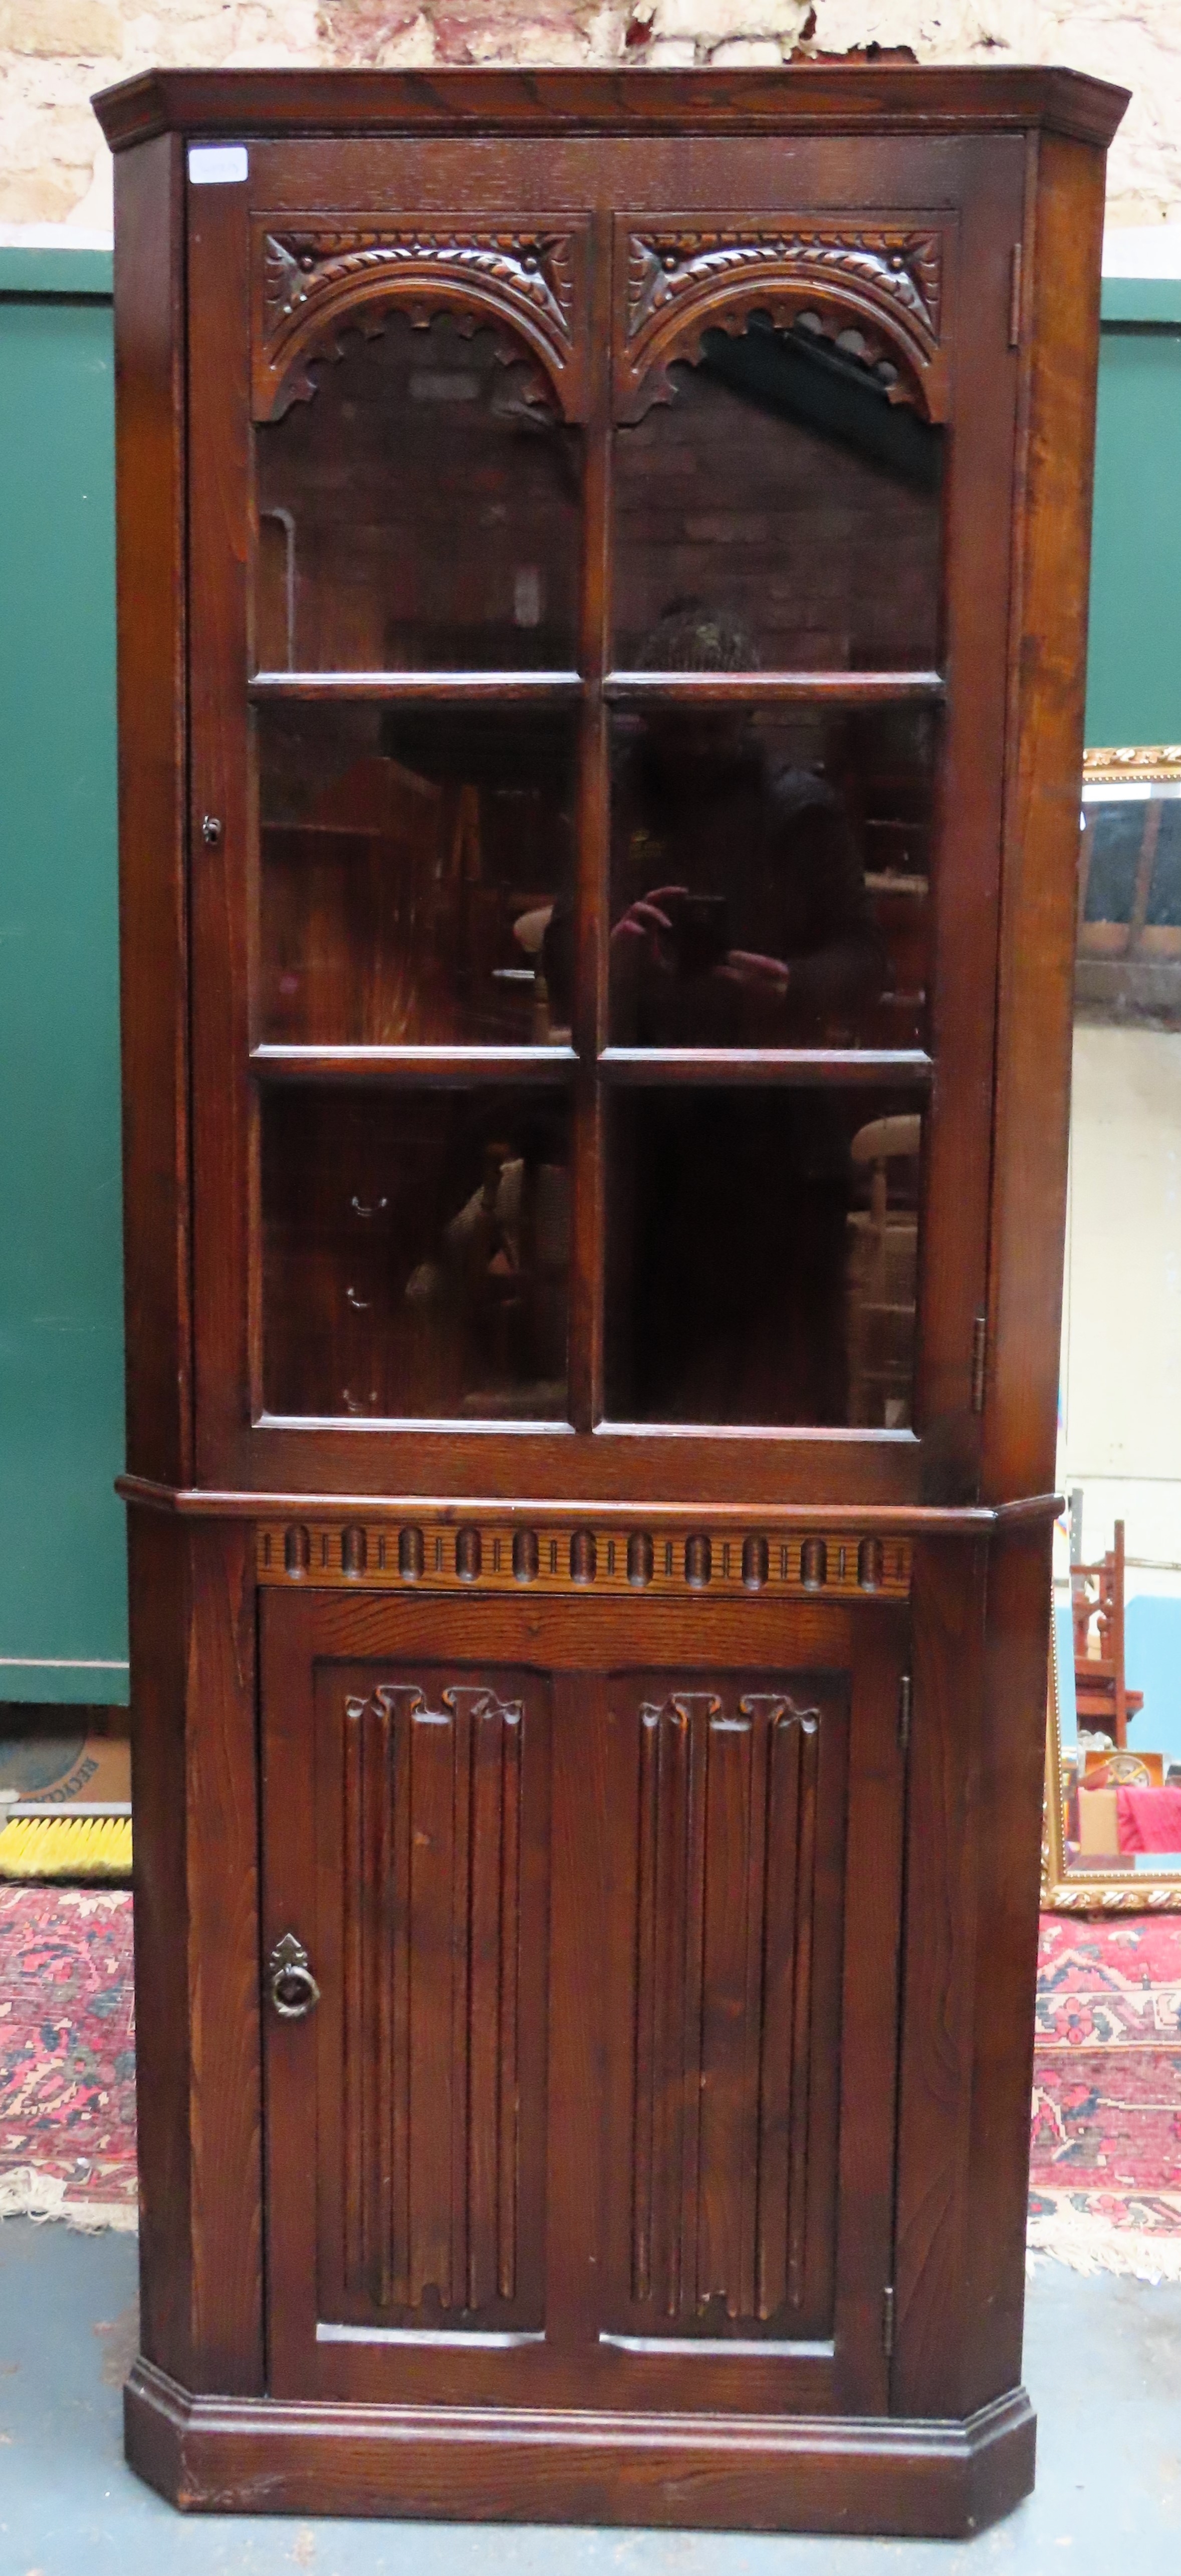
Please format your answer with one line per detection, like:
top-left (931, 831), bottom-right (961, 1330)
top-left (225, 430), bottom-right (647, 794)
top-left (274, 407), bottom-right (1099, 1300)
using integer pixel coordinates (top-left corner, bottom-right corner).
top-left (624, 1683), bottom-right (848, 2336)
top-left (615, 218), bottom-right (948, 422)
top-left (339, 1680), bottom-right (543, 2323)
top-left (252, 217), bottom-right (590, 421)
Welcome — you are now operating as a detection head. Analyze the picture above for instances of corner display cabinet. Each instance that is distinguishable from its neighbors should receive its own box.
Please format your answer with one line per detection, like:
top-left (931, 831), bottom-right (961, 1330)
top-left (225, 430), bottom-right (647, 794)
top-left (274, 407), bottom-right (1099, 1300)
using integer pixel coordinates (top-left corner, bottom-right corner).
top-left (97, 61), bottom-right (1124, 2536)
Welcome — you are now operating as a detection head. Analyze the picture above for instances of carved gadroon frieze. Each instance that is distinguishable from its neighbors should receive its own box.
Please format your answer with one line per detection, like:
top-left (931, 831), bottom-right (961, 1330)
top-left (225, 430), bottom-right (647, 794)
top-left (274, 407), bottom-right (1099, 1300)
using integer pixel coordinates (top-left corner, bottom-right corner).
top-left (252, 219), bottom-right (589, 422)
top-left (616, 221), bottom-right (947, 422)
top-left (256, 1517), bottom-right (911, 1601)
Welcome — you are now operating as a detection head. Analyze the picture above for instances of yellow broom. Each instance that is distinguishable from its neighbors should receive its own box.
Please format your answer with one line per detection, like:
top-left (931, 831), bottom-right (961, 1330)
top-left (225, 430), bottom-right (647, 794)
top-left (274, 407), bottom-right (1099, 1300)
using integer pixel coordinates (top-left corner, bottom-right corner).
top-left (0, 1802), bottom-right (132, 1882)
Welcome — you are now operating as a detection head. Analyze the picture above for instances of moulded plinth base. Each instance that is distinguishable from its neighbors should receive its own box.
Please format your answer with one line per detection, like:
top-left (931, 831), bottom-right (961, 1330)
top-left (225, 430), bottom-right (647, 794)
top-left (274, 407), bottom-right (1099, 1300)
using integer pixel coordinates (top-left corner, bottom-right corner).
top-left (124, 2360), bottom-right (1036, 2537)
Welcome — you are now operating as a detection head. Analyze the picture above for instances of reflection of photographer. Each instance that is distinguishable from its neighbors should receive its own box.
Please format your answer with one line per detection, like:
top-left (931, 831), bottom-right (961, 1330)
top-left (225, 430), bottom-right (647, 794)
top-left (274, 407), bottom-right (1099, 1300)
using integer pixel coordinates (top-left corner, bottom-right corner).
top-left (610, 601), bottom-right (883, 1047)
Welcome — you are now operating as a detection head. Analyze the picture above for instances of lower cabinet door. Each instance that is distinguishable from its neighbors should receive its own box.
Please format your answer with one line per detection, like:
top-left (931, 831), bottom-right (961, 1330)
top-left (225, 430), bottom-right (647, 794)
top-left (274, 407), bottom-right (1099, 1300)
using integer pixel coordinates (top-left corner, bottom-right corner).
top-left (261, 1584), bottom-right (906, 2419)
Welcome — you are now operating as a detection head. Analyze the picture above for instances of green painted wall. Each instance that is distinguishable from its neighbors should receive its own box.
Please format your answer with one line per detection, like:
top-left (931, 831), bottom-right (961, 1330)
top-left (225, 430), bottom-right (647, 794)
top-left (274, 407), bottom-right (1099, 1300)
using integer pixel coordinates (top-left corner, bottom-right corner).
top-left (0, 255), bottom-right (1176, 1701)
top-left (1085, 318), bottom-right (1181, 749)
top-left (0, 255), bottom-right (128, 1703)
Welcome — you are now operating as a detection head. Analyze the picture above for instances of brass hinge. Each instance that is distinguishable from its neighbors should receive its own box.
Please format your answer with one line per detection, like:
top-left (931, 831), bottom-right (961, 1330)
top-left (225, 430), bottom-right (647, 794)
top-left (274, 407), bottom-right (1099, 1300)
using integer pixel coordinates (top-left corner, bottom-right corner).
top-left (1009, 242), bottom-right (1023, 348)
top-left (972, 1310), bottom-right (988, 1414)
top-left (882, 2284), bottom-right (896, 2361)
top-left (898, 1673), bottom-right (912, 1755)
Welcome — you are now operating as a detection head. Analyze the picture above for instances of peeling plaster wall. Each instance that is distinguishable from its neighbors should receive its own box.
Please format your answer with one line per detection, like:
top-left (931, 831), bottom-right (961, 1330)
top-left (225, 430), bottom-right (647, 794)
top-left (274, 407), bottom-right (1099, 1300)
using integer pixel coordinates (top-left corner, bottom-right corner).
top-left (0, 2), bottom-right (1176, 233)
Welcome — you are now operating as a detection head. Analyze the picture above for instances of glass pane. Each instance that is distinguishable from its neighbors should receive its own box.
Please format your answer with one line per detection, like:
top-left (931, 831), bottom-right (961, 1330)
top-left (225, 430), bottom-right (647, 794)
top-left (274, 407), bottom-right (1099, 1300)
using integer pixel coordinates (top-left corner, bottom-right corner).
top-left (613, 322), bottom-right (942, 673)
top-left (605, 1087), bottom-right (922, 1428)
top-left (255, 312), bottom-right (581, 671)
top-left (1146, 802), bottom-right (1181, 925)
top-left (259, 704), bottom-right (577, 1048)
top-left (607, 703), bottom-right (936, 1050)
top-left (263, 1088), bottom-right (571, 1421)
top-left (1083, 802), bottom-right (1146, 926)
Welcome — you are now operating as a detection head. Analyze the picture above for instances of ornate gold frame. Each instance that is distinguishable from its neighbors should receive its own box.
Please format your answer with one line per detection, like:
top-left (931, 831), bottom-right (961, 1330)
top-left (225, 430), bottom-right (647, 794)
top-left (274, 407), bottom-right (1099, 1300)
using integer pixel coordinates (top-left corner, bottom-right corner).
top-left (1042, 1597), bottom-right (1181, 1912)
top-left (1083, 745), bottom-right (1181, 786)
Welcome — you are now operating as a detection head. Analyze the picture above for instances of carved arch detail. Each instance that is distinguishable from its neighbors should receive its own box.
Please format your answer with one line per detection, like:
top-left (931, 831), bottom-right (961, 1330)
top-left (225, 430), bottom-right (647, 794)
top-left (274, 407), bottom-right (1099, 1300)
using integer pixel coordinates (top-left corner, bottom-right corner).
top-left (251, 217), bottom-right (591, 423)
top-left (614, 219), bottom-right (949, 423)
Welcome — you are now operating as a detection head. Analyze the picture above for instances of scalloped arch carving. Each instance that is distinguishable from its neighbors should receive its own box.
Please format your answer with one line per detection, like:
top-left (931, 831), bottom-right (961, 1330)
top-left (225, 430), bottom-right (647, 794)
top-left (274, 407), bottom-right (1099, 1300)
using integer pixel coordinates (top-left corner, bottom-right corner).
top-left (251, 218), bottom-right (591, 423)
top-left (615, 221), bottom-right (949, 423)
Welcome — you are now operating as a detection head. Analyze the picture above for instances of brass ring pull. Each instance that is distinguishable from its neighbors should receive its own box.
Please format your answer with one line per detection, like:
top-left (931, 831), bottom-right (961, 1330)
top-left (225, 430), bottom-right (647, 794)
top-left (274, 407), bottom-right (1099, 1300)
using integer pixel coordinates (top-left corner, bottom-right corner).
top-left (267, 1932), bottom-right (320, 2022)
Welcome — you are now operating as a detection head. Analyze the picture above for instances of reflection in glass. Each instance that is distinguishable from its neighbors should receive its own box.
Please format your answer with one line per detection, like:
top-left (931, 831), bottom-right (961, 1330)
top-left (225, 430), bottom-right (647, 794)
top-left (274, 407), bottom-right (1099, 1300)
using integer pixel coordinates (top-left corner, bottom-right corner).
top-left (613, 321), bottom-right (942, 673)
top-left (262, 1088), bottom-right (570, 1420)
top-left (601, 682), bottom-right (936, 1050)
top-left (1077, 781), bottom-right (1181, 1018)
top-left (258, 705), bottom-right (577, 1047)
top-left (255, 312), bottom-right (581, 671)
top-left (605, 1089), bottom-right (921, 1428)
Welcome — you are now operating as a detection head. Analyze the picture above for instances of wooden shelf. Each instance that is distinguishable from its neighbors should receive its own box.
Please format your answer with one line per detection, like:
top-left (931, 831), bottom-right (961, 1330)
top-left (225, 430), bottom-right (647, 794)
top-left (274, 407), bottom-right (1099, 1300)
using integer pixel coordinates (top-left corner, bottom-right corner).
top-left (602, 671), bottom-right (945, 705)
top-left (250, 671), bottom-right (941, 707)
top-left (251, 1045), bottom-right (578, 1086)
top-left (598, 1048), bottom-right (933, 1086)
top-left (250, 670), bottom-right (585, 704)
top-left (253, 1047), bottom-right (931, 1089)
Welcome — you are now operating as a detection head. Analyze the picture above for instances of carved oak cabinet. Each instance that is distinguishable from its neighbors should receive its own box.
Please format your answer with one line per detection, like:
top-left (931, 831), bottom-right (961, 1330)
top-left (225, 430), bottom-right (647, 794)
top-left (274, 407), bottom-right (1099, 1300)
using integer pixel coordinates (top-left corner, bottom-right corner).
top-left (96, 63), bottom-right (1123, 2535)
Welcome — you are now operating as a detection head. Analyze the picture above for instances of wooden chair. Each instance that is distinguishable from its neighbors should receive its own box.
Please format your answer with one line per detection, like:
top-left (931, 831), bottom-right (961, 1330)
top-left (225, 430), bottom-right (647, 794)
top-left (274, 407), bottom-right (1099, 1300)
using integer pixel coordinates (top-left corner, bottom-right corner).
top-left (1082, 1748), bottom-right (1162, 1788)
top-left (846, 1114), bottom-right (920, 1428)
top-left (1071, 1519), bottom-right (1144, 1749)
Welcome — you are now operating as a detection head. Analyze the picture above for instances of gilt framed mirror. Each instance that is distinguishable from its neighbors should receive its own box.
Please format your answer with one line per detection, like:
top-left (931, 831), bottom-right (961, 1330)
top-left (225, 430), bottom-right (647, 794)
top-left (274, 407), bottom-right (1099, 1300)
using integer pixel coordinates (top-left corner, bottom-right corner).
top-left (1044, 1579), bottom-right (1181, 1912)
top-left (1044, 746), bottom-right (1181, 1912)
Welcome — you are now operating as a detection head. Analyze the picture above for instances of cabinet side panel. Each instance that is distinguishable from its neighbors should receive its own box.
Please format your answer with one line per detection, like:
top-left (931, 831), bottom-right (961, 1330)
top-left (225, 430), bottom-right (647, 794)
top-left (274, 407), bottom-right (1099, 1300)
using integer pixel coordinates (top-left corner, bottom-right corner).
top-left (963, 1521), bottom-right (1052, 2408)
top-left (185, 1517), bottom-right (264, 2390)
top-left (128, 1506), bottom-right (193, 2383)
top-left (984, 131), bottom-right (1107, 1500)
top-left (128, 1510), bottom-right (264, 2393)
top-left (891, 1537), bottom-right (988, 2419)
top-left (112, 133), bottom-right (191, 1485)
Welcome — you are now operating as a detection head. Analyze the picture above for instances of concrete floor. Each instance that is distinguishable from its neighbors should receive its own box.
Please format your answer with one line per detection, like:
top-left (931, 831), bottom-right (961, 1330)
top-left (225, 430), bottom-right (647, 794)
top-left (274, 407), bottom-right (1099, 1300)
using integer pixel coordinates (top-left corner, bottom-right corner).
top-left (0, 2220), bottom-right (1177, 2575)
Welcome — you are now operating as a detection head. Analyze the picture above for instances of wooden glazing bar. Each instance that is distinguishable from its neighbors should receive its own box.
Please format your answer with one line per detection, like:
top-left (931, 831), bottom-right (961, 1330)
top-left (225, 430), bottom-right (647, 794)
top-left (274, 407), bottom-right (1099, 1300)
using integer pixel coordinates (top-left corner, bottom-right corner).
top-left (598, 1049), bottom-right (933, 1087)
top-left (603, 671), bottom-right (945, 705)
top-left (568, 210), bottom-right (613, 1432)
top-left (249, 670), bottom-right (585, 702)
top-left (250, 1046), bottom-right (577, 1088)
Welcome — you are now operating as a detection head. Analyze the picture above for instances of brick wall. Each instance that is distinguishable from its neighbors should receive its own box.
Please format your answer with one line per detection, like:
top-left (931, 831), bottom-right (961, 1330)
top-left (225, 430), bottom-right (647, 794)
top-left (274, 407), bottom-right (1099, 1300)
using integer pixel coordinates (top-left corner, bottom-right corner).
top-left (0, 2), bottom-right (1176, 234)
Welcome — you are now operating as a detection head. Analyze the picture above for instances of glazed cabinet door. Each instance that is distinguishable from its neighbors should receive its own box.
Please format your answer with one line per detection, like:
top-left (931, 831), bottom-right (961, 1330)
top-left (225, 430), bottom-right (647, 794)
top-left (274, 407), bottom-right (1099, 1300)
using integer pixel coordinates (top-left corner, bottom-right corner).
top-left (261, 1581), bottom-right (906, 2417)
top-left (184, 132), bottom-right (1024, 1503)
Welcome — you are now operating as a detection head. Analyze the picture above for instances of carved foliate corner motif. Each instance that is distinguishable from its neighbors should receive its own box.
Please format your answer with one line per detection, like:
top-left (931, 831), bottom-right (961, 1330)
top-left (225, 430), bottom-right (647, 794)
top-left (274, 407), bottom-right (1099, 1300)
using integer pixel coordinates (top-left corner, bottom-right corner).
top-left (252, 218), bottom-right (589, 422)
top-left (616, 220), bottom-right (948, 422)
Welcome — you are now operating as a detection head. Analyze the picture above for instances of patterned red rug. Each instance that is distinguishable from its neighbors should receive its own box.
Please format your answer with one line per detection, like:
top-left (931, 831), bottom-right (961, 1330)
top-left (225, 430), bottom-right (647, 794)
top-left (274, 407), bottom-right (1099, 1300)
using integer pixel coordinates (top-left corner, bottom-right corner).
top-left (1030, 1913), bottom-right (1181, 2275)
top-left (2, 1890), bottom-right (1179, 2263)
top-left (0, 1886), bottom-right (136, 2225)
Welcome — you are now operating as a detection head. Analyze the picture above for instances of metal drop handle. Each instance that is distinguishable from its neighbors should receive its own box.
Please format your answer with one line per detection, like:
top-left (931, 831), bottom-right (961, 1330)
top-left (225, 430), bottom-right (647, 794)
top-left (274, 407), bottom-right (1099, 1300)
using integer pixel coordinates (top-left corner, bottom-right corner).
top-left (267, 1931), bottom-right (320, 2022)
